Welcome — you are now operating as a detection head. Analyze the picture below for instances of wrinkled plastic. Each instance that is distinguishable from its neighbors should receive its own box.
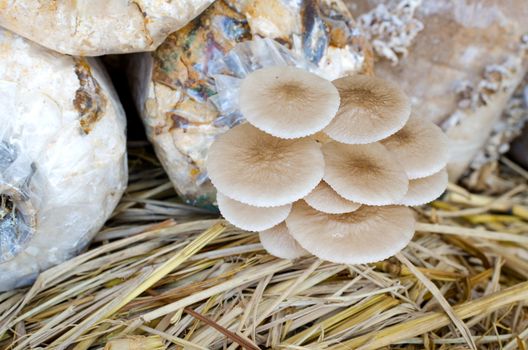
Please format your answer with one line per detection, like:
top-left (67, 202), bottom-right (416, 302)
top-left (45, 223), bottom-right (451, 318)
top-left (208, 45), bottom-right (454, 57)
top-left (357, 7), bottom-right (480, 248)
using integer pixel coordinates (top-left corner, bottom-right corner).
top-left (0, 29), bottom-right (127, 291)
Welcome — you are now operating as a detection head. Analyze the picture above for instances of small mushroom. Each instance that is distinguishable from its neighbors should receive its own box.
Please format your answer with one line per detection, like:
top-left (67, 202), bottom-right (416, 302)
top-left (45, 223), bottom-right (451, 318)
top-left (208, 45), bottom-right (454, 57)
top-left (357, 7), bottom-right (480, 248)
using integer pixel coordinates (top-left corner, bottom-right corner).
top-left (399, 168), bottom-right (448, 206)
top-left (259, 223), bottom-right (309, 260)
top-left (381, 115), bottom-right (449, 179)
top-left (324, 75), bottom-right (411, 144)
top-left (304, 181), bottom-right (361, 214)
top-left (322, 142), bottom-right (408, 205)
top-left (286, 202), bottom-right (415, 264)
top-left (217, 192), bottom-right (291, 231)
top-left (206, 123), bottom-right (324, 207)
top-left (239, 66), bottom-right (340, 139)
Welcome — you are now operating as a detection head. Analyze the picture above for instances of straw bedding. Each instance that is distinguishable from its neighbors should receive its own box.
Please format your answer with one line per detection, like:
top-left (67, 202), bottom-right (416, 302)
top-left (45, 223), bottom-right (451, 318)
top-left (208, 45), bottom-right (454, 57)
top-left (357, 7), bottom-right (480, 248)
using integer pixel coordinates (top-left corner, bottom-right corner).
top-left (1, 142), bottom-right (527, 349)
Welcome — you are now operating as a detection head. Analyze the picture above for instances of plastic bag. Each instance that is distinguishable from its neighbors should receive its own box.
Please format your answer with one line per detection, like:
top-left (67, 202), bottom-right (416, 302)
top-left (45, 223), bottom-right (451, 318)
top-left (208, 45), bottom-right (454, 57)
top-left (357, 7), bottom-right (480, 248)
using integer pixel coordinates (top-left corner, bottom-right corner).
top-left (0, 0), bottom-right (214, 56)
top-left (0, 29), bottom-right (127, 291)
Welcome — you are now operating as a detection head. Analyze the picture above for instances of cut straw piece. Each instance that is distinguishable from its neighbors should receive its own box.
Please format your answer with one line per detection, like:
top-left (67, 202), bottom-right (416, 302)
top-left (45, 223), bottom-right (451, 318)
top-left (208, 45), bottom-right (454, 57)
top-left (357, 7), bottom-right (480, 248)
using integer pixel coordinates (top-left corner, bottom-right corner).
top-left (47, 223), bottom-right (226, 349)
top-left (416, 223), bottom-right (528, 244)
top-left (396, 253), bottom-right (476, 350)
top-left (328, 281), bottom-right (528, 350)
top-left (139, 260), bottom-right (292, 323)
top-left (282, 294), bottom-right (391, 345)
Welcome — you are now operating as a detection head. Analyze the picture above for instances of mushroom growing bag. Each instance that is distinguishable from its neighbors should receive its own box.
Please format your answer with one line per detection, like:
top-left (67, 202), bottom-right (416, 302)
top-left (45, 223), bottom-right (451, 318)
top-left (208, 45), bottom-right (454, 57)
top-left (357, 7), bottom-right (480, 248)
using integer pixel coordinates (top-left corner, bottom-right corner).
top-left (0, 0), bottom-right (214, 56)
top-left (132, 0), bottom-right (373, 208)
top-left (0, 29), bottom-right (127, 291)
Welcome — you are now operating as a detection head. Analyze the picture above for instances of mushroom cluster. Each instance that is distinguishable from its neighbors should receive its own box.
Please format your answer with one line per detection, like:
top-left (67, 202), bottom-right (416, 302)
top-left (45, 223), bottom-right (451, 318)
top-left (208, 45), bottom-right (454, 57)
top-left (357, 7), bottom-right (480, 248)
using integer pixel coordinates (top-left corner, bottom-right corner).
top-left (207, 66), bottom-right (449, 264)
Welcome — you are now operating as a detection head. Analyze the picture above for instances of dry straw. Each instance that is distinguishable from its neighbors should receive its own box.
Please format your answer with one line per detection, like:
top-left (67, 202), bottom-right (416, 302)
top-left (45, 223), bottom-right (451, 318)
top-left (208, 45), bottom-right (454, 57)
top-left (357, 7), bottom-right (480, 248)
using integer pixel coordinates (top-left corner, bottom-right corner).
top-left (1, 143), bottom-right (527, 349)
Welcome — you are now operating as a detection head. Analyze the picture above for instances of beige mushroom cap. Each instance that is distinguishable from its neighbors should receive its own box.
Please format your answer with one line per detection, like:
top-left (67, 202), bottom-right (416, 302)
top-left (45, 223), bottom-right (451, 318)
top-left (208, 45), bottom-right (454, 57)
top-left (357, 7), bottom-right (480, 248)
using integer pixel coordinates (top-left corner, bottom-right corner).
top-left (382, 115), bottom-right (449, 179)
top-left (206, 123), bottom-right (325, 207)
top-left (286, 202), bottom-right (415, 264)
top-left (259, 223), bottom-right (309, 260)
top-left (217, 192), bottom-right (291, 231)
top-left (304, 181), bottom-right (361, 214)
top-left (239, 66), bottom-right (340, 139)
top-left (324, 75), bottom-right (411, 144)
top-left (322, 142), bottom-right (409, 205)
top-left (399, 168), bottom-right (448, 206)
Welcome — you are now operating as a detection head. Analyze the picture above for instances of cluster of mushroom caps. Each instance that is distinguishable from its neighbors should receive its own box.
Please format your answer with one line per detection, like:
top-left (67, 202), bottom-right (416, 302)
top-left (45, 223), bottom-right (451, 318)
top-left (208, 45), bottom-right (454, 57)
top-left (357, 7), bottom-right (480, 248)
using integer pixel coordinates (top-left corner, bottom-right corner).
top-left (207, 66), bottom-right (449, 264)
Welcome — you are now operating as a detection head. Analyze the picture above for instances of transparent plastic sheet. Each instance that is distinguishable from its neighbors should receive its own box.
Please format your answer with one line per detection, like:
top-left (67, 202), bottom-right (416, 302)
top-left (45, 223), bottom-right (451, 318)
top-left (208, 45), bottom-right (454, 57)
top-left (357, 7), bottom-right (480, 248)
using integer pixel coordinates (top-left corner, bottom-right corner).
top-left (0, 0), bottom-right (214, 56)
top-left (0, 29), bottom-right (127, 291)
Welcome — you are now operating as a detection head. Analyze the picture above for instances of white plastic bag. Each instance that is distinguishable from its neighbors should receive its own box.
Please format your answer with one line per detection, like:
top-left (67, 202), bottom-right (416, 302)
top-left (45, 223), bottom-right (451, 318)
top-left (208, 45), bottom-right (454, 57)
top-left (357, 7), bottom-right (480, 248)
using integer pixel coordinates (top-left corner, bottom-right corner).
top-left (0, 29), bottom-right (127, 291)
top-left (0, 0), bottom-right (214, 56)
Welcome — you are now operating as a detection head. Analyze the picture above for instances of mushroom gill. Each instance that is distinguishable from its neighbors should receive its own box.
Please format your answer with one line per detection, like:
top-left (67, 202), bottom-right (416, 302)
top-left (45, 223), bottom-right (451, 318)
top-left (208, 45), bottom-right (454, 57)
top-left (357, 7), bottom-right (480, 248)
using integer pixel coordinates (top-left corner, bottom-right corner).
top-left (259, 223), bottom-right (308, 260)
top-left (322, 142), bottom-right (409, 205)
top-left (286, 202), bottom-right (415, 264)
top-left (206, 123), bottom-right (324, 207)
top-left (324, 75), bottom-right (411, 144)
top-left (382, 115), bottom-right (449, 179)
top-left (239, 66), bottom-right (340, 139)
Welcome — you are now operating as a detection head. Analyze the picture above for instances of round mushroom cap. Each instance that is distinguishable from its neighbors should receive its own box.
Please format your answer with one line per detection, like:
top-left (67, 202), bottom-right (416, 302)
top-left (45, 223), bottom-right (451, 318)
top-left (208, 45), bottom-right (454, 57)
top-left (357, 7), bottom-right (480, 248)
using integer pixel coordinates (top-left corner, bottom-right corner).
top-left (322, 142), bottom-right (409, 205)
top-left (206, 123), bottom-right (325, 207)
top-left (399, 168), bottom-right (448, 206)
top-left (324, 75), bottom-right (411, 144)
top-left (239, 66), bottom-right (340, 139)
top-left (217, 192), bottom-right (291, 231)
top-left (259, 223), bottom-right (309, 260)
top-left (286, 202), bottom-right (415, 264)
top-left (304, 181), bottom-right (361, 214)
top-left (381, 115), bottom-right (449, 179)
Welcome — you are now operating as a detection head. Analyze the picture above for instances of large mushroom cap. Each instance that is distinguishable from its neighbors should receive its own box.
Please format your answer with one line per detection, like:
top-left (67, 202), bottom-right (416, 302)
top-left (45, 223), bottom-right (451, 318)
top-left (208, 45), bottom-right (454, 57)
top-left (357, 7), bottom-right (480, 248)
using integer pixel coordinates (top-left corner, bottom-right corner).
top-left (239, 66), bottom-right (340, 139)
top-left (217, 193), bottom-right (291, 231)
top-left (206, 123), bottom-right (325, 207)
top-left (259, 223), bottom-right (309, 260)
top-left (286, 202), bottom-right (415, 264)
top-left (304, 181), bottom-right (361, 214)
top-left (399, 168), bottom-right (448, 206)
top-left (322, 142), bottom-right (409, 205)
top-left (381, 115), bottom-right (449, 179)
top-left (324, 75), bottom-right (411, 144)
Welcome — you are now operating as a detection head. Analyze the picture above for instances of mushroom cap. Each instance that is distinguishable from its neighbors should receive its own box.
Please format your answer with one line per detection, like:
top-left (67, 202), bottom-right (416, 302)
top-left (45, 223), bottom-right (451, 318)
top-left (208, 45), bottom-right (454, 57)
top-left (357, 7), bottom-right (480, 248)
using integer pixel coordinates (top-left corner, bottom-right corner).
top-left (399, 168), bottom-right (448, 206)
top-left (324, 75), bottom-right (411, 144)
top-left (206, 123), bottom-right (325, 207)
top-left (286, 202), bottom-right (415, 264)
top-left (217, 192), bottom-right (291, 231)
top-left (304, 181), bottom-right (361, 214)
top-left (381, 115), bottom-right (449, 179)
top-left (239, 66), bottom-right (340, 139)
top-left (322, 142), bottom-right (409, 205)
top-left (259, 223), bottom-right (309, 260)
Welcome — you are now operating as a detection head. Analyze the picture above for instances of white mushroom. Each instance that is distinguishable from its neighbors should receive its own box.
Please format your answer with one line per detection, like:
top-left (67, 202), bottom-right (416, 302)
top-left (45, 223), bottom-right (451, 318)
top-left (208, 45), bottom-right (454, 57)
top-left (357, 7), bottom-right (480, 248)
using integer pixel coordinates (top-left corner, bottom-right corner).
top-left (382, 115), bottom-right (449, 179)
top-left (259, 223), bottom-right (309, 260)
top-left (239, 66), bottom-right (340, 139)
top-left (286, 202), bottom-right (415, 264)
top-left (206, 123), bottom-right (324, 207)
top-left (304, 181), bottom-right (361, 214)
top-left (217, 193), bottom-right (291, 232)
top-left (324, 75), bottom-right (411, 144)
top-left (399, 168), bottom-right (448, 206)
top-left (322, 142), bottom-right (409, 205)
